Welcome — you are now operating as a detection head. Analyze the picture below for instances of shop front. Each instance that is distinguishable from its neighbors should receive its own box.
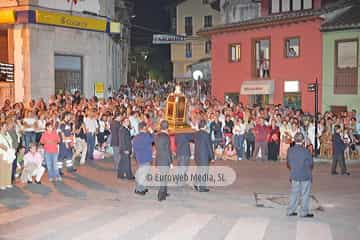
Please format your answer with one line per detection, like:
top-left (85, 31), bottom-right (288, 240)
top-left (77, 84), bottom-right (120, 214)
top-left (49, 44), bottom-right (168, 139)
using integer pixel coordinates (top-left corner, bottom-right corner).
top-left (283, 80), bottom-right (301, 110)
top-left (0, 4), bottom-right (124, 102)
top-left (240, 80), bottom-right (274, 106)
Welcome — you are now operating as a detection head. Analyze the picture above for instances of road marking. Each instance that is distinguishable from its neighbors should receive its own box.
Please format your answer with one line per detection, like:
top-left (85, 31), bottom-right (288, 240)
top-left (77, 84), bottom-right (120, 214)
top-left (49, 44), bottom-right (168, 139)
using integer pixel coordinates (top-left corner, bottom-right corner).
top-left (0, 202), bottom-right (67, 225)
top-left (7, 206), bottom-right (108, 239)
top-left (75, 209), bottom-right (163, 240)
top-left (151, 213), bottom-right (214, 240)
top-left (296, 221), bottom-right (333, 240)
top-left (224, 217), bottom-right (269, 240)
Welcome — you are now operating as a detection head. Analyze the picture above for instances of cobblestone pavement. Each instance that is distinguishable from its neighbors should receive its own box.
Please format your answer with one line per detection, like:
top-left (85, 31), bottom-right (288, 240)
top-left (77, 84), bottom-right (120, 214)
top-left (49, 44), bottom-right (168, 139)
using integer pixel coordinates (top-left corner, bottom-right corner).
top-left (0, 158), bottom-right (359, 240)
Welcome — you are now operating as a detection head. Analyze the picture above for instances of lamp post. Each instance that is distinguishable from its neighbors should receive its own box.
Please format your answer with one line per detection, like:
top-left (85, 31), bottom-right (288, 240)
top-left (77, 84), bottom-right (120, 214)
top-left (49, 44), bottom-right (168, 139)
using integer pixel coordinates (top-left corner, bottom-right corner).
top-left (192, 70), bottom-right (203, 100)
top-left (307, 78), bottom-right (319, 157)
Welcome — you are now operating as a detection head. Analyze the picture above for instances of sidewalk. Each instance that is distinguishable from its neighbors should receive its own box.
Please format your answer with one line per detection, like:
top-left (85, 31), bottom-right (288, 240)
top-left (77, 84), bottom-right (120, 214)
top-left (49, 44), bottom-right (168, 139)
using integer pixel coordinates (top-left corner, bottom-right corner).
top-left (313, 157), bottom-right (360, 164)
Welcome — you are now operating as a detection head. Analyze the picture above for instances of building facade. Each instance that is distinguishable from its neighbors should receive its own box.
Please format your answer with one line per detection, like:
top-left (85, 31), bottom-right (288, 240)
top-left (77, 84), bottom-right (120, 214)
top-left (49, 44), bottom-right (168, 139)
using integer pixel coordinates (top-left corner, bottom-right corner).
top-left (321, 2), bottom-right (360, 113)
top-left (219, 0), bottom-right (261, 24)
top-left (199, 0), bottom-right (330, 112)
top-left (0, 0), bottom-right (125, 103)
top-left (171, 0), bottom-right (220, 82)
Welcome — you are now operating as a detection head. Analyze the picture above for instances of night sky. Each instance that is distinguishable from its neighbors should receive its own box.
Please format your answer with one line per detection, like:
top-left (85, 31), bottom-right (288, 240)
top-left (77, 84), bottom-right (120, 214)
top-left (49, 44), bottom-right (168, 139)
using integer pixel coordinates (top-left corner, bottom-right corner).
top-left (132, 0), bottom-right (173, 46)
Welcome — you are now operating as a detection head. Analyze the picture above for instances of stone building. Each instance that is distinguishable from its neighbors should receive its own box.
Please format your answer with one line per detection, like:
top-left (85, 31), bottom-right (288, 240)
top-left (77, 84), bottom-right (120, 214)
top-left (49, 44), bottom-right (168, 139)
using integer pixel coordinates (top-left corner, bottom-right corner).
top-left (0, 0), bottom-right (126, 102)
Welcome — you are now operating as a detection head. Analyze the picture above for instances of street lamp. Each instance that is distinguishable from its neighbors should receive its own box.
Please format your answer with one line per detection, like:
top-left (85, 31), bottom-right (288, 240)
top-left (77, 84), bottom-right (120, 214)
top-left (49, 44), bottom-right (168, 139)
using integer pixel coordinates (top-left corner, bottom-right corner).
top-left (192, 70), bottom-right (203, 100)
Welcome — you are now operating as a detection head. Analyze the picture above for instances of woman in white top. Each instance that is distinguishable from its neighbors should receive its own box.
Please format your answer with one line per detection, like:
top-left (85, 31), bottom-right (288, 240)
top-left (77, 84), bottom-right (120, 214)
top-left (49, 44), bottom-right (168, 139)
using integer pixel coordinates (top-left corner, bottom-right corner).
top-left (35, 112), bottom-right (46, 144)
top-left (233, 119), bottom-right (247, 160)
top-left (22, 110), bottom-right (37, 151)
top-left (0, 121), bottom-right (15, 190)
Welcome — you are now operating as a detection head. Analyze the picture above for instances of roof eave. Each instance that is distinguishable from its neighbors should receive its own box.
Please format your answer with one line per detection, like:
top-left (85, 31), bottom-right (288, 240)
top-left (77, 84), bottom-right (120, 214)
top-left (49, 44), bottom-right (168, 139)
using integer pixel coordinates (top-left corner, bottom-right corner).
top-left (198, 15), bottom-right (322, 37)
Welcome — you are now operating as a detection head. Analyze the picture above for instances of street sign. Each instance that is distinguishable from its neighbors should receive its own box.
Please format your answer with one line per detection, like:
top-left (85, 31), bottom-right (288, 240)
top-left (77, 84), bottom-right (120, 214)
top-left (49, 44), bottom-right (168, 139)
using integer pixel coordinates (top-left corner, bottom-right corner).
top-left (152, 34), bottom-right (186, 44)
top-left (307, 83), bottom-right (317, 92)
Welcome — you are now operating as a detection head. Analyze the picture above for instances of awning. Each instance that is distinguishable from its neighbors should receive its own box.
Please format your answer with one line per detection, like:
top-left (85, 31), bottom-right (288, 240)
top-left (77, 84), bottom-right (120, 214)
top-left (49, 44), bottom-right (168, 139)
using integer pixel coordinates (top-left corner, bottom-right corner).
top-left (240, 80), bottom-right (274, 95)
top-left (0, 10), bottom-right (16, 24)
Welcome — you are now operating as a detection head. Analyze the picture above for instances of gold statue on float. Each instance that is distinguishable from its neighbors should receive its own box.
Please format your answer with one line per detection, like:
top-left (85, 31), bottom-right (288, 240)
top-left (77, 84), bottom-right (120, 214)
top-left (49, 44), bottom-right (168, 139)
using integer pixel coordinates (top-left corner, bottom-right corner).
top-left (165, 85), bottom-right (194, 133)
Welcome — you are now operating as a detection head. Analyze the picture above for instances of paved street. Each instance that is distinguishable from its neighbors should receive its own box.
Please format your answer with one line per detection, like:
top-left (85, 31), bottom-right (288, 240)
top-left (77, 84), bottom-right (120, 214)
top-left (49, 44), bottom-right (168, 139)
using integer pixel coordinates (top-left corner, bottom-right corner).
top-left (0, 158), bottom-right (359, 240)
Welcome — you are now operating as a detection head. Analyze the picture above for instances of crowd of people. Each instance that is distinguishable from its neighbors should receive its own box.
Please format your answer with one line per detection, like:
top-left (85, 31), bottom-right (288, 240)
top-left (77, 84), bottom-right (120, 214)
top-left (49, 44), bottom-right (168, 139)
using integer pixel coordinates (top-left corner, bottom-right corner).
top-left (0, 80), bottom-right (359, 192)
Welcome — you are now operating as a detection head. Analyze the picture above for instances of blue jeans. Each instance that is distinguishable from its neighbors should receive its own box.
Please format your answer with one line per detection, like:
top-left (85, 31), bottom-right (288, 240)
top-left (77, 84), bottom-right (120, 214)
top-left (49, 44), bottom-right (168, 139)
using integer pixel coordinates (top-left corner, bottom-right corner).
top-left (45, 152), bottom-right (60, 179)
top-left (24, 131), bottom-right (36, 151)
top-left (287, 180), bottom-right (312, 216)
top-left (86, 133), bottom-right (96, 161)
top-left (234, 134), bottom-right (245, 159)
top-left (135, 162), bottom-right (150, 192)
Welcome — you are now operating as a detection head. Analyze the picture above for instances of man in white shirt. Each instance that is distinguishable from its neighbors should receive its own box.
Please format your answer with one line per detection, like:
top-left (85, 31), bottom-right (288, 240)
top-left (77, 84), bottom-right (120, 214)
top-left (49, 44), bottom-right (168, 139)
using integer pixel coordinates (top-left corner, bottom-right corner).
top-left (22, 143), bottom-right (45, 184)
top-left (84, 111), bottom-right (98, 161)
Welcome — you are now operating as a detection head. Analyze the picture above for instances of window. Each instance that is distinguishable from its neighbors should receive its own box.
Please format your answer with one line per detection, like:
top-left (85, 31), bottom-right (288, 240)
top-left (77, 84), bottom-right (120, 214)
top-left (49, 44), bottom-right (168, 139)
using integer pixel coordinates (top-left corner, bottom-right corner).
top-left (185, 16), bottom-right (193, 36)
top-left (292, 0), bottom-right (301, 11)
top-left (285, 37), bottom-right (300, 57)
top-left (229, 44), bottom-right (241, 62)
top-left (254, 39), bottom-right (270, 78)
top-left (334, 39), bottom-right (358, 94)
top-left (270, 0), bottom-right (313, 14)
top-left (303, 0), bottom-right (313, 9)
top-left (281, 0), bottom-right (290, 12)
top-left (337, 41), bottom-right (357, 68)
top-left (204, 15), bottom-right (213, 28)
top-left (205, 40), bottom-right (212, 55)
top-left (185, 43), bottom-right (192, 58)
top-left (55, 54), bottom-right (83, 94)
top-left (271, 0), bottom-right (280, 13)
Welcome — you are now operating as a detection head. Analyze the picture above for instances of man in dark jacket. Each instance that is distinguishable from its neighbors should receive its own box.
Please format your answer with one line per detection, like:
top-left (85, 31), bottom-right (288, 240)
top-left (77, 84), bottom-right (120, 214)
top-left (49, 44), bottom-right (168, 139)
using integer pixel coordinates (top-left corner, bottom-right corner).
top-left (110, 112), bottom-right (121, 170)
top-left (117, 117), bottom-right (134, 180)
top-left (194, 119), bottom-right (214, 192)
top-left (287, 132), bottom-right (314, 218)
top-left (175, 133), bottom-right (193, 166)
top-left (155, 120), bottom-right (172, 201)
top-left (133, 121), bottom-right (153, 195)
top-left (332, 125), bottom-right (350, 175)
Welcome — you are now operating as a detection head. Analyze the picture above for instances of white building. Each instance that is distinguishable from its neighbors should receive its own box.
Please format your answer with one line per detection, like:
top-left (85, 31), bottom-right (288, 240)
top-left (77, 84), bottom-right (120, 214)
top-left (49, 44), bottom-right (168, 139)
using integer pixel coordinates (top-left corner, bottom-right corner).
top-left (218, 0), bottom-right (261, 24)
top-left (0, 0), bottom-right (125, 102)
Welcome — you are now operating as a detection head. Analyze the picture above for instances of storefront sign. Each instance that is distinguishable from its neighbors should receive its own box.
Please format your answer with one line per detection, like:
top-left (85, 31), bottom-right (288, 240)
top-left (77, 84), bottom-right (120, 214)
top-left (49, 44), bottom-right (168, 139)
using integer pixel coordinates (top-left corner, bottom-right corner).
top-left (110, 22), bottom-right (122, 34)
top-left (94, 82), bottom-right (104, 98)
top-left (240, 80), bottom-right (274, 95)
top-left (35, 10), bottom-right (107, 32)
top-left (0, 10), bottom-right (16, 24)
top-left (284, 80), bottom-right (299, 93)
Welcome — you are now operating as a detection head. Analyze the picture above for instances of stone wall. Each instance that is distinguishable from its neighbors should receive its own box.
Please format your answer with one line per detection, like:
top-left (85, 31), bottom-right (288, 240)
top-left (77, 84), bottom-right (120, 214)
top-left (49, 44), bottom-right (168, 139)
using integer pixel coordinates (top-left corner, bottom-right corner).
top-left (19, 24), bottom-right (120, 100)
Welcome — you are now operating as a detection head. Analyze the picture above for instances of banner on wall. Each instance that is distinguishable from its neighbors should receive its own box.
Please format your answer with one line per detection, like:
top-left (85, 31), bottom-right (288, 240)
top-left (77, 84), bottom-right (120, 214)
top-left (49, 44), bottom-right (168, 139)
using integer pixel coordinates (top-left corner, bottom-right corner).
top-left (35, 10), bottom-right (107, 32)
top-left (0, 10), bottom-right (16, 24)
top-left (94, 82), bottom-right (104, 98)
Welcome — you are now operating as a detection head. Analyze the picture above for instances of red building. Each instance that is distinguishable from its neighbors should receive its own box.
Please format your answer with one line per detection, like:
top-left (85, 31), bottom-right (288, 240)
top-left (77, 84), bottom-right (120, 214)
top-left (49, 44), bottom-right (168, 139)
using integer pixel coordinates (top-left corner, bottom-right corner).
top-left (199, 0), bottom-right (325, 113)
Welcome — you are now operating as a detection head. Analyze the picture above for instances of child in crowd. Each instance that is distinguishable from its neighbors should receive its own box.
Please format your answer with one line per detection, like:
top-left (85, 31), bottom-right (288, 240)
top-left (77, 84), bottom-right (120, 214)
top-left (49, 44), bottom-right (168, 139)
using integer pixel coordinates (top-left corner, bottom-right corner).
top-left (223, 143), bottom-right (237, 161)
